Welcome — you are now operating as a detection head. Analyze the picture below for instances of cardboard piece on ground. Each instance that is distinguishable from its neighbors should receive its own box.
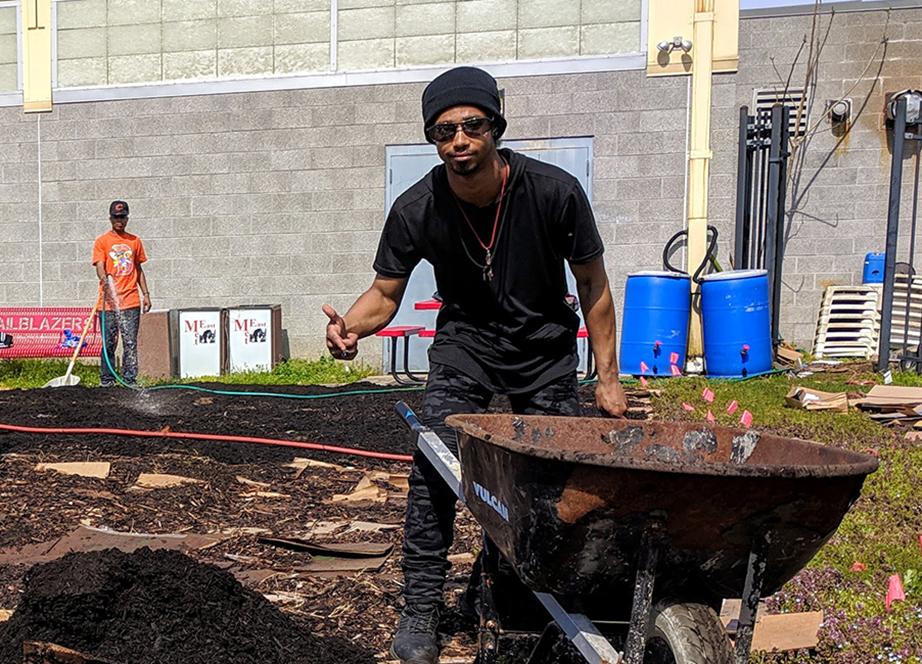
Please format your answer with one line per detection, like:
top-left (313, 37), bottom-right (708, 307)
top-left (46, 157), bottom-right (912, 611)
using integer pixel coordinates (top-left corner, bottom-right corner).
top-left (134, 473), bottom-right (204, 489)
top-left (776, 345), bottom-right (804, 367)
top-left (258, 536), bottom-right (392, 558)
top-left (286, 457), bottom-right (350, 479)
top-left (721, 601), bottom-right (823, 653)
top-left (331, 471), bottom-right (409, 504)
top-left (346, 520), bottom-right (400, 535)
top-left (257, 536), bottom-right (393, 574)
top-left (0, 525), bottom-right (222, 565)
top-left (301, 519), bottom-right (399, 539)
top-left (233, 568), bottom-right (283, 585)
top-left (750, 612), bottom-right (824, 652)
top-left (785, 387), bottom-right (849, 412)
top-left (236, 475), bottom-right (270, 488)
top-left (23, 642), bottom-right (119, 664)
top-left (0, 608), bottom-right (11, 621)
top-left (854, 385), bottom-right (922, 409)
top-left (34, 462), bottom-right (111, 479)
top-left (241, 490), bottom-right (290, 499)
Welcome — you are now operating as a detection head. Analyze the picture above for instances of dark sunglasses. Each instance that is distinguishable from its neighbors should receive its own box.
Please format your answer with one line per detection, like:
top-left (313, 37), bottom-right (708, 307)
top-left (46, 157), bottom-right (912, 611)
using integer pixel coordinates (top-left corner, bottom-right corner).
top-left (426, 116), bottom-right (493, 143)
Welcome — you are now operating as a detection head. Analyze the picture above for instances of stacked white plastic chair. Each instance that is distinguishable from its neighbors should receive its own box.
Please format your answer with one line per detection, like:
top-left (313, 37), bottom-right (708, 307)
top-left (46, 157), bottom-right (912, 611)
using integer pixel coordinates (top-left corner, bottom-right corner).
top-left (813, 286), bottom-right (881, 359)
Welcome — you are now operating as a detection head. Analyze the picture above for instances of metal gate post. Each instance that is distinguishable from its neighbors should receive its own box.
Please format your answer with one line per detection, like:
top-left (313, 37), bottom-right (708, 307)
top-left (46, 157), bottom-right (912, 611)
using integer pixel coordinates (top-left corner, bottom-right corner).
top-left (878, 97), bottom-right (909, 372)
top-left (764, 105), bottom-right (790, 348)
top-left (735, 106), bottom-right (752, 269)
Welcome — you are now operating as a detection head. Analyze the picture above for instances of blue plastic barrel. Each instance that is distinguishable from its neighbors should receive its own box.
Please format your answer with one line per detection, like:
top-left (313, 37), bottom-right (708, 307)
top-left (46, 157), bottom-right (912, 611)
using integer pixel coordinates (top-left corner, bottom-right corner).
top-left (862, 252), bottom-right (885, 284)
top-left (700, 270), bottom-right (772, 378)
top-left (619, 271), bottom-right (691, 376)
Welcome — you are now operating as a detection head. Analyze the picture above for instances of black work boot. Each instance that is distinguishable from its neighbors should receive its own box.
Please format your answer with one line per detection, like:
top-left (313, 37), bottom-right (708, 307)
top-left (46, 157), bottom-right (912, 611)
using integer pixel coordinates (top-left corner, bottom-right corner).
top-left (390, 604), bottom-right (440, 664)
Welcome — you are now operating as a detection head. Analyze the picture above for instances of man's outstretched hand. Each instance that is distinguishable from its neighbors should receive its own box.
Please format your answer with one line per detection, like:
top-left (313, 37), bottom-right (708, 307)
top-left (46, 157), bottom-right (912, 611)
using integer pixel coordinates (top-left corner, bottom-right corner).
top-left (323, 304), bottom-right (359, 361)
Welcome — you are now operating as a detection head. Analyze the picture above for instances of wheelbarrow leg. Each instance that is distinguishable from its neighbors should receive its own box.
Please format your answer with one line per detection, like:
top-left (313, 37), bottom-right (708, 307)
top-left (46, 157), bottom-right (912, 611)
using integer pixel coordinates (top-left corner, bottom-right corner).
top-left (734, 535), bottom-right (770, 663)
top-left (525, 622), bottom-right (562, 663)
top-left (477, 545), bottom-right (501, 664)
top-left (622, 526), bottom-right (661, 664)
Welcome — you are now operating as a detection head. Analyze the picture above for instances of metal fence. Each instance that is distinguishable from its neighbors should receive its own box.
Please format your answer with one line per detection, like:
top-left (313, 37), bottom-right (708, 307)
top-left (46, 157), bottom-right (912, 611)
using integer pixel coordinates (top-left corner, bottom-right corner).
top-left (734, 104), bottom-right (791, 348)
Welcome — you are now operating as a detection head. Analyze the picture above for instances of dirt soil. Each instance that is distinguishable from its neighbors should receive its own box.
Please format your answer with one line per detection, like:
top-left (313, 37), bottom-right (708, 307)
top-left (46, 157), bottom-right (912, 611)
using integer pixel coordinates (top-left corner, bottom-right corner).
top-left (0, 548), bottom-right (352, 664)
top-left (0, 381), bottom-right (635, 664)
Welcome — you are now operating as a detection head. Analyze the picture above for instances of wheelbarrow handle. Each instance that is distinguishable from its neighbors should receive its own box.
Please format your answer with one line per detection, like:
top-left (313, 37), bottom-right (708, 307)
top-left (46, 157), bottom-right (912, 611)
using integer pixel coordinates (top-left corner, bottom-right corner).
top-left (394, 401), bottom-right (462, 499)
top-left (394, 401), bottom-right (427, 433)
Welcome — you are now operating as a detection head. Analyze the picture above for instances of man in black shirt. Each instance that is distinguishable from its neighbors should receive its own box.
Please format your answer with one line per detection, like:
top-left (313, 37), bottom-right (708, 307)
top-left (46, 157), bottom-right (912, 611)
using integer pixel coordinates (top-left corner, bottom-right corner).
top-left (324, 66), bottom-right (626, 664)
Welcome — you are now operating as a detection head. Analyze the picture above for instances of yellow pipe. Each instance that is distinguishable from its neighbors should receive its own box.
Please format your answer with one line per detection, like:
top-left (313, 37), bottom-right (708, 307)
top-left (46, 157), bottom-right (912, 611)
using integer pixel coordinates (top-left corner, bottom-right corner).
top-left (686, 0), bottom-right (715, 359)
top-left (22, 0), bottom-right (52, 113)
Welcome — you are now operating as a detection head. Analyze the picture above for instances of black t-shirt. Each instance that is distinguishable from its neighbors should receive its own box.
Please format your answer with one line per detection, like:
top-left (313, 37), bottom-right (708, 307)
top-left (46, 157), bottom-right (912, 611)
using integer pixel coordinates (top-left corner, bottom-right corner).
top-left (374, 148), bottom-right (604, 394)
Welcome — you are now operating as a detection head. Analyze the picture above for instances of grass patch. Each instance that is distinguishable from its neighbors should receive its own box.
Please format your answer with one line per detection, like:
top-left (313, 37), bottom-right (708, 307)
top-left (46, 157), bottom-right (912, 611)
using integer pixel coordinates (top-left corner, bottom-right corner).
top-left (0, 359), bottom-right (102, 389)
top-left (652, 372), bottom-right (922, 662)
top-left (0, 357), bottom-right (376, 390)
top-left (145, 357), bottom-right (376, 387)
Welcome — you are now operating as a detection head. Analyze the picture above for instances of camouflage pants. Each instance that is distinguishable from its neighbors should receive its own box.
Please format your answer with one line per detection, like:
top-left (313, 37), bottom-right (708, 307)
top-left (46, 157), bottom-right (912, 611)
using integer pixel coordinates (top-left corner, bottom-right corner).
top-left (402, 362), bottom-right (581, 607)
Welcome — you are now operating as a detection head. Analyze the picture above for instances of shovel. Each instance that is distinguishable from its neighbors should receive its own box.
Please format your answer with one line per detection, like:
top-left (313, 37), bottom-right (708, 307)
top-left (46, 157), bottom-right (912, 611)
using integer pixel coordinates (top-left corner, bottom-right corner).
top-left (44, 296), bottom-right (102, 388)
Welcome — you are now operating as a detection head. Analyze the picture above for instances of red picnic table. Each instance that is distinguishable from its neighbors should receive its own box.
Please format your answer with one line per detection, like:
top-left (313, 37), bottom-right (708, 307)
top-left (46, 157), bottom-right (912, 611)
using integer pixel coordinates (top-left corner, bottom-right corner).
top-left (414, 299), bottom-right (442, 310)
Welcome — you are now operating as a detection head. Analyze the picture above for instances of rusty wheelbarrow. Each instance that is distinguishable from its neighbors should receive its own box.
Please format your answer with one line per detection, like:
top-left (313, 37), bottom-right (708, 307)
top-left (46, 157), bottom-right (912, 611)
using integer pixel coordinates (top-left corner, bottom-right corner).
top-left (395, 403), bottom-right (878, 664)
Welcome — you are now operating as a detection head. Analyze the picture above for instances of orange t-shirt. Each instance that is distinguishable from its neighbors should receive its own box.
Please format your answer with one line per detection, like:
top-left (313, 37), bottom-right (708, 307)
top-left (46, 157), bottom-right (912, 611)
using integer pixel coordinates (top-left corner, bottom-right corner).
top-left (92, 231), bottom-right (148, 310)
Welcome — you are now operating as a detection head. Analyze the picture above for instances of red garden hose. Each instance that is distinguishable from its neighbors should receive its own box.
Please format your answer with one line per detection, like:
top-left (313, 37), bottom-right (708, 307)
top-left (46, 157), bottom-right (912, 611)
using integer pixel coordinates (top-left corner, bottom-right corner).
top-left (0, 423), bottom-right (413, 463)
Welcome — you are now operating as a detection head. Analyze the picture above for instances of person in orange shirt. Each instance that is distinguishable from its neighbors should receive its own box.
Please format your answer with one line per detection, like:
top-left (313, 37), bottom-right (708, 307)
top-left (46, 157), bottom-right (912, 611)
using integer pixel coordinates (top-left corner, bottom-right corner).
top-left (92, 200), bottom-right (151, 386)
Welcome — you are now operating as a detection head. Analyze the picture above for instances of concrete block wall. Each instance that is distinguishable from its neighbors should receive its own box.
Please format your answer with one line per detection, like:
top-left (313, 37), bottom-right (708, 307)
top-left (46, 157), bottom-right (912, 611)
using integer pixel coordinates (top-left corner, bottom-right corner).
top-left (1, 4), bottom-right (920, 362)
top-left (0, 67), bottom-right (690, 360)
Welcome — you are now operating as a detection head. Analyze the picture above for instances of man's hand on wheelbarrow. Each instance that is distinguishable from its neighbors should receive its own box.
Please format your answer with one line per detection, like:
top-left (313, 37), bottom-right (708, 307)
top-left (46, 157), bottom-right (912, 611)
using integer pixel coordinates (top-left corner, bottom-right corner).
top-left (596, 378), bottom-right (628, 417)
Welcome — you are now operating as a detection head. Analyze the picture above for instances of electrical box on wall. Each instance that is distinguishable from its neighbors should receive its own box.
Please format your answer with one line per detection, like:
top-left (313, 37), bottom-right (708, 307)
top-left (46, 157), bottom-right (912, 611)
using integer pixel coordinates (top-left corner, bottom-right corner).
top-left (646, 0), bottom-right (739, 77)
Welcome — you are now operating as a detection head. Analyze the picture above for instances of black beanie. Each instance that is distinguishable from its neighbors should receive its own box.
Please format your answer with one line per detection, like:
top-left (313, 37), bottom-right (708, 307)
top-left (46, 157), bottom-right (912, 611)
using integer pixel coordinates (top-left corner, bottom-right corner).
top-left (421, 66), bottom-right (507, 142)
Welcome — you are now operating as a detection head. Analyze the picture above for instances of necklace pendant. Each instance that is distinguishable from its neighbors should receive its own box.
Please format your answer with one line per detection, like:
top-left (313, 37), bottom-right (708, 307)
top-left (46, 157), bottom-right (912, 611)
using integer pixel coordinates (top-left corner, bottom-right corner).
top-left (484, 250), bottom-right (493, 282)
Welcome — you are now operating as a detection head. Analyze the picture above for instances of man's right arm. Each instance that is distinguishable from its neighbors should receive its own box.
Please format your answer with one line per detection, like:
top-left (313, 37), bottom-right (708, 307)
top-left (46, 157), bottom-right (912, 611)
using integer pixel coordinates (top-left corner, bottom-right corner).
top-left (324, 275), bottom-right (409, 359)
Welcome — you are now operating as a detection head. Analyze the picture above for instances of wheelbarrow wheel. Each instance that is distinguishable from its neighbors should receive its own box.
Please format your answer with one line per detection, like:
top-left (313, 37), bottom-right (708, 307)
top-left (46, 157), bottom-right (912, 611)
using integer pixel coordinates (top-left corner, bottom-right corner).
top-left (644, 600), bottom-right (733, 664)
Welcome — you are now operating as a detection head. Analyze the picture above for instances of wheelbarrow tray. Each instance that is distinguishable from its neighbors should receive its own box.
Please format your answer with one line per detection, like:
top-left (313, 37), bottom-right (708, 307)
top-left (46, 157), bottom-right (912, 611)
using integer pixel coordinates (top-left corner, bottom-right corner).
top-left (446, 414), bottom-right (878, 603)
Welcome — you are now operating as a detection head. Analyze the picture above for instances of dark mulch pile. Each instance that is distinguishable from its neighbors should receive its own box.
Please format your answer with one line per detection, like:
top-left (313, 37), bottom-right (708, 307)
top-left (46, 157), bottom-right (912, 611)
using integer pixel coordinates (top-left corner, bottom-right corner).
top-left (0, 548), bottom-right (372, 664)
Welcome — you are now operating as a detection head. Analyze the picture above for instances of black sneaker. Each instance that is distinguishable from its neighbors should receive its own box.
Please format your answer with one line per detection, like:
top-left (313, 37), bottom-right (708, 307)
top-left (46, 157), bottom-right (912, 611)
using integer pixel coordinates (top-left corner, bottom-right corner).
top-left (389, 604), bottom-right (440, 664)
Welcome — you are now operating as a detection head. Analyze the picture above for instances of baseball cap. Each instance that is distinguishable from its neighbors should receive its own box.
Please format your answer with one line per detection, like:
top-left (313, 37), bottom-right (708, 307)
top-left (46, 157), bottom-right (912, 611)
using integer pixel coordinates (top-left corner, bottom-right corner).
top-left (109, 200), bottom-right (129, 218)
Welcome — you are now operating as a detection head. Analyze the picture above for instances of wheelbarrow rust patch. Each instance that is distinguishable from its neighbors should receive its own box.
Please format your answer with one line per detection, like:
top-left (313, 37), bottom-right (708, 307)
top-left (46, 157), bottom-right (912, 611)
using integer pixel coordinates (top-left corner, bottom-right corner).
top-left (446, 414), bottom-right (878, 605)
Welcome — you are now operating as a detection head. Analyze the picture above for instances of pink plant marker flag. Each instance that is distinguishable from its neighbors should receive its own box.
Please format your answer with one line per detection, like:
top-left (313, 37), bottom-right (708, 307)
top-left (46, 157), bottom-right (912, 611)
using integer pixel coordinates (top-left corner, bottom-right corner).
top-left (886, 574), bottom-right (906, 611)
top-left (682, 403), bottom-right (695, 412)
top-left (739, 410), bottom-right (753, 428)
top-left (849, 561), bottom-right (866, 573)
top-left (639, 361), bottom-right (649, 375)
top-left (918, 534), bottom-right (922, 554)
top-left (727, 400), bottom-right (739, 415)
top-left (670, 364), bottom-right (682, 376)
top-left (670, 352), bottom-right (680, 365)
top-left (639, 376), bottom-right (649, 388)
top-left (702, 387), bottom-right (715, 403)
top-left (706, 410), bottom-right (716, 424)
